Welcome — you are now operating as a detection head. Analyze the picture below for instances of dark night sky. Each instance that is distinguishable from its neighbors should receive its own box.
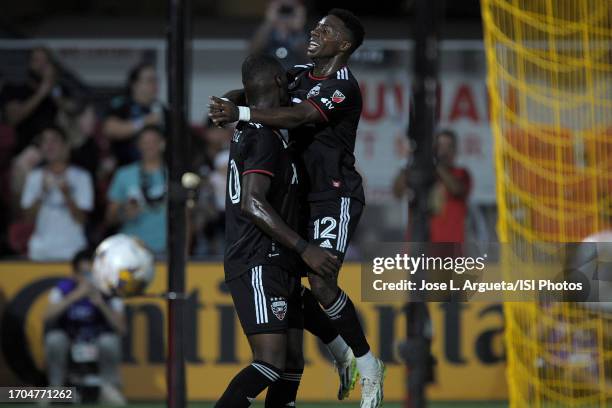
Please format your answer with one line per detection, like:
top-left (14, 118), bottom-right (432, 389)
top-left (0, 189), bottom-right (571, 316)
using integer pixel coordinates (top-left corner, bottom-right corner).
top-left (1, 0), bottom-right (483, 39)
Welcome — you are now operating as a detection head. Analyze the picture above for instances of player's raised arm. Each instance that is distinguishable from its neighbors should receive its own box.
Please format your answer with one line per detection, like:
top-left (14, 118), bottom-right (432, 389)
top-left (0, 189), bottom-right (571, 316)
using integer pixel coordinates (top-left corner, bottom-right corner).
top-left (222, 89), bottom-right (246, 106)
top-left (241, 172), bottom-right (339, 278)
top-left (209, 95), bottom-right (324, 129)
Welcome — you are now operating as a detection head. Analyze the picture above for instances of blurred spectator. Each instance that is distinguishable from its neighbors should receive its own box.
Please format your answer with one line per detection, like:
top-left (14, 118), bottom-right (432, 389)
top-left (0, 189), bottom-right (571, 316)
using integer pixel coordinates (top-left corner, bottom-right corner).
top-left (3, 47), bottom-right (75, 199)
top-left (428, 130), bottom-right (471, 242)
top-left (191, 121), bottom-right (231, 256)
top-left (61, 100), bottom-right (117, 245)
top-left (102, 63), bottom-right (166, 166)
top-left (106, 125), bottom-right (166, 254)
top-left (0, 72), bottom-right (5, 118)
top-left (2, 47), bottom-right (73, 154)
top-left (60, 100), bottom-right (102, 178)
top-left (250, 0), bottom-right (308, 69)
top-left (21, 127), bottom-right (93, 261)
top-left (204, 118), bottom-right (230, 158)
top-left (44, 249), bottom-right (126, 405)
top-left (393, 129), bottom-right (471, 242)
top-left (192, 119), bottom-right (230, 173)
top-left (209, 150), bottom-right (229, 217)
top-left (196, 149), bottom-right (229, 255)
top-left (0, 74), bottom-right (15, 255)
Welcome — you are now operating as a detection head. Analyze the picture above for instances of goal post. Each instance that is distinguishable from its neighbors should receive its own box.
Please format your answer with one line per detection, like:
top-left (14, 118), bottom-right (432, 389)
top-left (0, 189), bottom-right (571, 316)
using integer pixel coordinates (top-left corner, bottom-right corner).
top-left (481, 0), bottom-right (612, 407)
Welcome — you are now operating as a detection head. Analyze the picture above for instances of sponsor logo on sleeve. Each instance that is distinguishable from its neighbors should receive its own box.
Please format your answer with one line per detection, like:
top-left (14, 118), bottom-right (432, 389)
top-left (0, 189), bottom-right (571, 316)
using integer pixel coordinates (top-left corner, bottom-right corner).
top-left (320, 97), bottom-right (335, 110)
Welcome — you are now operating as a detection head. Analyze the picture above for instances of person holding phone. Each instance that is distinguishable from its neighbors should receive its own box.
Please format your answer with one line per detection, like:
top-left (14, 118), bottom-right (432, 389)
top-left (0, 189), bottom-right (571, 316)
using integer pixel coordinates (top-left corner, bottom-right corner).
top-left (106, 125), bottom-right (166, 254)
top-left (250, 0), bottom-right (309, 69)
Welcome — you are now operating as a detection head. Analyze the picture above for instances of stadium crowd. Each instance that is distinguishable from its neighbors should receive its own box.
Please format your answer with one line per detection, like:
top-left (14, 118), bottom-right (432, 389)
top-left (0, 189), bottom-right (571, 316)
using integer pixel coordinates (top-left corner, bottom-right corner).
top-left (0, 1), bottom-right (473, 262)
top-left (0, 46), bottom-right (232, 260)
top-left (0, 0), bottom-right (317, 261)
top-left (0, 48), bottom-right (473, 262)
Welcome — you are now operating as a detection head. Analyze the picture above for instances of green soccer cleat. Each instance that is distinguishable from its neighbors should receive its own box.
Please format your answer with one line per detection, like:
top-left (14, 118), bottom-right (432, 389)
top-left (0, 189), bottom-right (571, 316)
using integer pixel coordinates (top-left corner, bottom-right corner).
top-left (336, 348), bottom-right (359, 400)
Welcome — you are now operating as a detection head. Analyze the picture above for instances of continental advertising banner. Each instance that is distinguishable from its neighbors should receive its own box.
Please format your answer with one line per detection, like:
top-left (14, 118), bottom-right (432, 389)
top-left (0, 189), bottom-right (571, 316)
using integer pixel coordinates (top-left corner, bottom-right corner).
top-left (0, 262), bottom-right (506, 402)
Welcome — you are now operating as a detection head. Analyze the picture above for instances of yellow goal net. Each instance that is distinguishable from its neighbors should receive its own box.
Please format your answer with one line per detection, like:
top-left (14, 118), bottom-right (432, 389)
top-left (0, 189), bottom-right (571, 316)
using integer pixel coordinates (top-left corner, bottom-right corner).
top-left (481, 0), bottom-right (612, 406)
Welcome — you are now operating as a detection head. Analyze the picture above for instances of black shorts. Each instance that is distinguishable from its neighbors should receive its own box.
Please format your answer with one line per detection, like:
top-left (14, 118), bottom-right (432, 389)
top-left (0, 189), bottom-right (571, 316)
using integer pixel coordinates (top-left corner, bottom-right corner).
top-left (308, 197), bottom-right (364, 262)
top-left (227, 265), bottom-right (303, 335)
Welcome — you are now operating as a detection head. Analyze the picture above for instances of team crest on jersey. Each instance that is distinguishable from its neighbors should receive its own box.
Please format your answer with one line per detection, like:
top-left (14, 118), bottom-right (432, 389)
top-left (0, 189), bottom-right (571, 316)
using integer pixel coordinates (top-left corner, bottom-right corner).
top-left (307, 84), bottom-right (321, 98)
top-left (331, 90), bottom-right (345, 103)
top-left (270, 297), bottom-right (287, 320)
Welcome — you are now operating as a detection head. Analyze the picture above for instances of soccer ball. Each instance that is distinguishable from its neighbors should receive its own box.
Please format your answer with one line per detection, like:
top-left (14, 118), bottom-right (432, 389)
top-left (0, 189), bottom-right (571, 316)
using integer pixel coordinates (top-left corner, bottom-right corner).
top-left (92, 234), bottom-right (155, 297)
top-left (564, 237), bottom-right (612, 306)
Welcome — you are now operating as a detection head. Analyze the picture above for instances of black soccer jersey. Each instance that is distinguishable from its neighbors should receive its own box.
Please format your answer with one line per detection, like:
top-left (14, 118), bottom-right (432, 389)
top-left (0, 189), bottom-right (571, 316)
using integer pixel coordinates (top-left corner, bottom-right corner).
top-left (224, 121), bottom-right (302, 281)
top-left (286, 63), bottom-right (365, 204)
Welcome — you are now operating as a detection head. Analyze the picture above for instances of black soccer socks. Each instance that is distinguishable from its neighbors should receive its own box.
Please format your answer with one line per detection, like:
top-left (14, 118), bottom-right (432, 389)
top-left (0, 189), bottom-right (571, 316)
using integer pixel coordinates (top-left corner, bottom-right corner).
top-left (264, 368), bottom-right (303, 407)
top-left (302, 286), bottom-right (339, 344)
top-left (215, 360), bottom-right (282, 407)
top-left (323, 289), bottom-right (371, 358)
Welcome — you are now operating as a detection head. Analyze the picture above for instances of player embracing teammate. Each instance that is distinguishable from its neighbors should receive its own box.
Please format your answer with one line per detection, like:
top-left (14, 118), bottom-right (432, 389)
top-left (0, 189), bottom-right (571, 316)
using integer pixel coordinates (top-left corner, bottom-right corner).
top-left (211, 8), bottom-right (385, 408)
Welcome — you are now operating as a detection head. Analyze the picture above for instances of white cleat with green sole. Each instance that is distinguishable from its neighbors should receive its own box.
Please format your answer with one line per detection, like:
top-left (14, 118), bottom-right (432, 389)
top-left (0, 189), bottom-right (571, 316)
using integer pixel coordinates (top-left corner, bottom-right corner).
top-left (359, 358), bottom-right (385, 408)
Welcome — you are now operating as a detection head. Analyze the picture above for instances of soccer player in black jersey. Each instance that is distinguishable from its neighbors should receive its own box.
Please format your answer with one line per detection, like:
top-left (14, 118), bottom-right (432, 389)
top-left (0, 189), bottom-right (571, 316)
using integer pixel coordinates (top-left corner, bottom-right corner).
top-left (216, 55), bottom-right (339, 408)
top-left (210, 9), bottom-right (385, 408)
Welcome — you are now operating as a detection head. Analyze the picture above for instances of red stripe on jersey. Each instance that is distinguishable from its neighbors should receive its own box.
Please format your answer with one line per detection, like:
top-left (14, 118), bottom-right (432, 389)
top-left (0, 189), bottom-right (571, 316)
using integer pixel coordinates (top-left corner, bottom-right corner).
top-left (308, 71), bottom-right (330, 81)
top-left (243, 169), bottom-right (274, 177)
top-left (306, 98), bottom-right (329, 122)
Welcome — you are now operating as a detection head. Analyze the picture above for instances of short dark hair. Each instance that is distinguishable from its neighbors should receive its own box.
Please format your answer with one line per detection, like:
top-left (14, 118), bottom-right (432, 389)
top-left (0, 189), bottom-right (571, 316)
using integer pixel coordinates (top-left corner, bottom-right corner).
top-left (37, 125), bottom-right (68, 145)
top-left (127, 62), bottom-right (155, 94)
top-left (71, 248), bottom-right (93, 272)
top-left (30, 46), bottom-right (55, 63)
top-left (241, 54), bottom-right (284, 87)
top-left (137, 124), bottom-right (165, 140)
top-left (328, 8), bottom-right (365, 54)
top-left (436, 129), bottom-right (458, 147)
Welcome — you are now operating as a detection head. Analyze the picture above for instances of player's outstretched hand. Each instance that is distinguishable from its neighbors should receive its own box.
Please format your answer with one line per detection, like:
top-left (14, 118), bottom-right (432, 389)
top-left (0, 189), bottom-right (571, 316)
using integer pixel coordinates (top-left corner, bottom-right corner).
top-left (302, 244), bottom-right (340, 280)
top-left (209, 96), bottom-right (239, 126)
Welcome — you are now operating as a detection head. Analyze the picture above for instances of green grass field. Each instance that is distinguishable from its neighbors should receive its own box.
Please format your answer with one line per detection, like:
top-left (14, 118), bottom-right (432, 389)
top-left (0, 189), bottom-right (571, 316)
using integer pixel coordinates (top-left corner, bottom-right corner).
top-left (1, 403), bottom-right (509, 408)
top-left (211, 403), bottom-right (508, 408)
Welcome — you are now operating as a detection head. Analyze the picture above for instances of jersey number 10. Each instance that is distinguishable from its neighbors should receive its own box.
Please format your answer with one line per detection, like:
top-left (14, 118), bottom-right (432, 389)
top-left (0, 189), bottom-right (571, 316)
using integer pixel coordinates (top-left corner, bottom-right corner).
top-left (229, 159), bottom-right (241, 204)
